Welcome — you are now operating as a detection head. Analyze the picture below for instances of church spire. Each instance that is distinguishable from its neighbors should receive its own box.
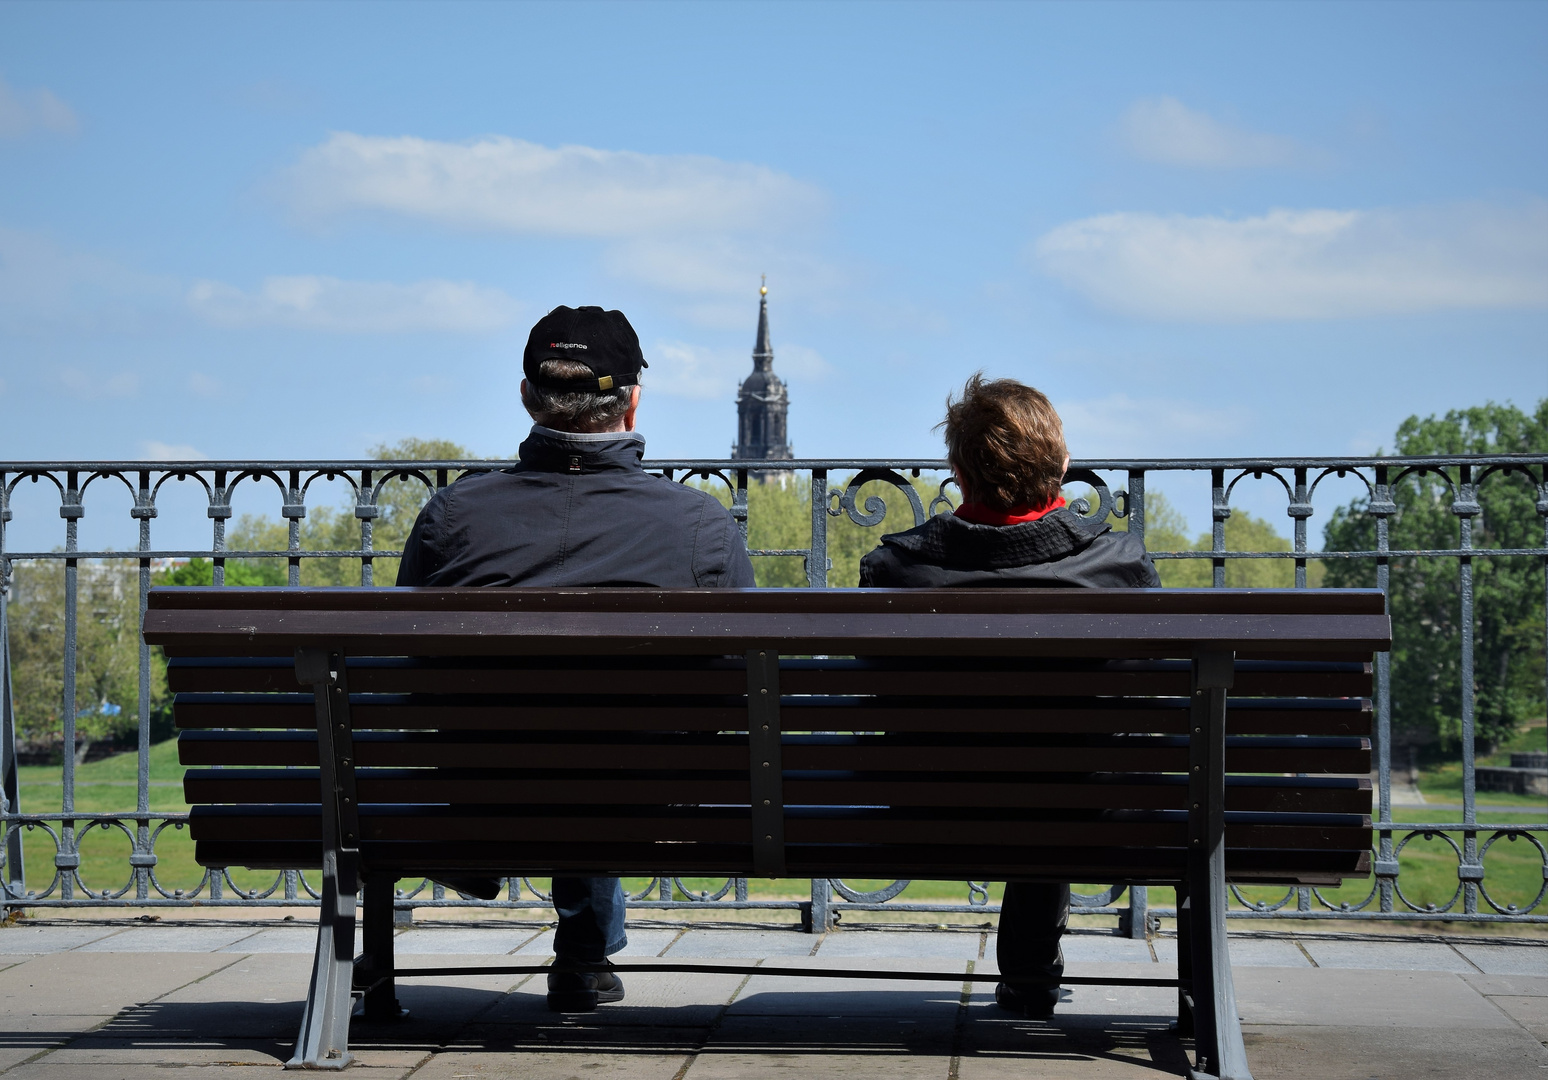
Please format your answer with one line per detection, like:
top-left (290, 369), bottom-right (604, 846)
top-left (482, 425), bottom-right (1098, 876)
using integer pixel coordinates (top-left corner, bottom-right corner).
top-left (752, 274), bottom-right (773, 371)
top-left (733, 276), bottom-right (792, 464)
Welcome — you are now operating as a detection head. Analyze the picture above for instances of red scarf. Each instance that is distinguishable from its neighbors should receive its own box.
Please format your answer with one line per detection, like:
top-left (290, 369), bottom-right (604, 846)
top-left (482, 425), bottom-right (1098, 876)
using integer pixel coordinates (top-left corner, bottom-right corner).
top-left (953, 496), bottom-right (1065, 526)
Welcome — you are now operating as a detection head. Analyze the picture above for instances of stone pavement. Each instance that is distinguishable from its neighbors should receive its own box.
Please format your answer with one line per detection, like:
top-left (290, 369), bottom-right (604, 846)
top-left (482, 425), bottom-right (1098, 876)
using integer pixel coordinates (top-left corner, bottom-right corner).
top-left (0, 918), bottom-right (1544, 1079)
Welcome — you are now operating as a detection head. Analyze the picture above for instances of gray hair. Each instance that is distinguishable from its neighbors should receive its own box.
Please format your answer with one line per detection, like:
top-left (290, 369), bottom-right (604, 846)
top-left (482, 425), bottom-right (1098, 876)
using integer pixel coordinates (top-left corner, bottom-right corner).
top-left (521, 358), bottom-right (635, 431)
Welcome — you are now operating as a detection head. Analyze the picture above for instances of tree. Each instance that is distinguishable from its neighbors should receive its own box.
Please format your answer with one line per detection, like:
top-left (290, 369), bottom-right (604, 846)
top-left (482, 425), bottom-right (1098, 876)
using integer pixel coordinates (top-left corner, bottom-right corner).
top-left (697, 471), bottom-right (953, 588)
top-left (5, 560), bottom-right (162, 758)
top-left (1322, 401), bottom-right (1547, 751)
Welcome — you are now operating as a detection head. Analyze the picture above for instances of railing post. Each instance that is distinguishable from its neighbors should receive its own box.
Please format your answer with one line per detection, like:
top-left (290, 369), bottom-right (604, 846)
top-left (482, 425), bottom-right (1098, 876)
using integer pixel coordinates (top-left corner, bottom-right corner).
top-left (1126, 469), bottom-right (1145, 544)
top-left (283, 469), bottom-right (305, 588)
top-left (808, 469), bottom-right (829, 589)
top-left (1453, 467), bottom-right (1481, 914)
top-left (805, 877), bottom-right (832, 933)
top-left (1211, 468), bottom-right (1229, 588)
top-left (1289, 466), bottom-right (1312, 589)
top-left (356, 469), bottom-right (376, 587)
top-left (1370, 466), bottom-right (1397, 913)
top-left (58, 470), bottom-right (81, 901)
top-left (1120, 885), bottom-right (1149, 939)
top-left (133, 470), bottom-right (156, 900)
top-left (1, 549), bottom-right (23, 906)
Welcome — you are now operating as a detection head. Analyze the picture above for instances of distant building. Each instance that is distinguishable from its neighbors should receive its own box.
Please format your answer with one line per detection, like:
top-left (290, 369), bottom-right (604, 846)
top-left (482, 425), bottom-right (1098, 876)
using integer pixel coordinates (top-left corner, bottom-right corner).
top-left (732, 278), bottom-right (793, 468)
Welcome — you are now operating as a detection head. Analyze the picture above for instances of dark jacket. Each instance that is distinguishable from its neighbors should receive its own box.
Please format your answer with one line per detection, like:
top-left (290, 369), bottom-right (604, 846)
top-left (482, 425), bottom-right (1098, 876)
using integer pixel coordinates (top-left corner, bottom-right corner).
top-left (397, 427), bottom-right (756, 588)
top-left (858, 506), bottom-right (1159, 589)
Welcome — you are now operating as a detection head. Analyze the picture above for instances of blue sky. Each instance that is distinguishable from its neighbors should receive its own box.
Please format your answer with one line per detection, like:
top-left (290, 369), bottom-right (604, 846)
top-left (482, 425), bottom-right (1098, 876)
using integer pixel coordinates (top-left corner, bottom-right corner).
top-left (2, 0), bottom-right (1545, 483)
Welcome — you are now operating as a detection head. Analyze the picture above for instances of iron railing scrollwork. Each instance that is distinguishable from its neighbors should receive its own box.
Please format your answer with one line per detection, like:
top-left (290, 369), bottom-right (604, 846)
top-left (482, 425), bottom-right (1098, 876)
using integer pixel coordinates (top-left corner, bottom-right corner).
top-left (1, 456), bottom-right (1544, 933)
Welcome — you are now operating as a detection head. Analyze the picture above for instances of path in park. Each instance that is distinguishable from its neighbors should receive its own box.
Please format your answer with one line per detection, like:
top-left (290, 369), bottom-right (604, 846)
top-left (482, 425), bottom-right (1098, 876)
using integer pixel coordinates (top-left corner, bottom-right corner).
top-left (0, 919), bottom-right (1544, 1078)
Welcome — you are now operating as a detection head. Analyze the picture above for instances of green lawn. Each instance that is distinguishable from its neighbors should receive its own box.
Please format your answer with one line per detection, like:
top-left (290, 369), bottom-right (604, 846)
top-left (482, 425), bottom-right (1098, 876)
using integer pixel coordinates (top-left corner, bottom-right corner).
top-left (10, 739), bottom-right (1544, 914)
top-left (1416, 719), bottom-right (1547, 810)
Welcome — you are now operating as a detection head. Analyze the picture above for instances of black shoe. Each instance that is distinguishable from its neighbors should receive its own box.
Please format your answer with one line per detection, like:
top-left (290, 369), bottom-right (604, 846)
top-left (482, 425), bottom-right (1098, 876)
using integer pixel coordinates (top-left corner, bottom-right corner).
top-left (547, 963), bottom-right (626, 1013)
top-left (996, 981), bottom-right (1058, 1018)
top-left (428, 875), bottom-right (503, 900)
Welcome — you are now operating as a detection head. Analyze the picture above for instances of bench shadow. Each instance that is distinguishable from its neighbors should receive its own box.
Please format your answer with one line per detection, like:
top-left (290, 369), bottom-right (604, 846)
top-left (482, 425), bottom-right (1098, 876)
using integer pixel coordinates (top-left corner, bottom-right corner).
top-left (53, 986), bottom-right (1194, 1075)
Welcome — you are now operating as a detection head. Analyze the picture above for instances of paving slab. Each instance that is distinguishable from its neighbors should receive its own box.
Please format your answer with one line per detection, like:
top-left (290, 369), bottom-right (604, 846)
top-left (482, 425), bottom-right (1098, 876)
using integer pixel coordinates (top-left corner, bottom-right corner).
top-left (1455, 942), bottom-right (1548, 976)
top-left (1463, 972), bottom-right (1548, 997)
top-left (1235, 967), bottom-right (1513, 1028)
top-left (216, 922), bottom-right (362, 953)
top-left (1242, 1023), bottom-right (1548, 1079)
top-left (393, 926), bottom-right (547, 955)
top-left (413, 1048), bottom-right (691, 1079)
top-left (814, 928), bottom-right (983, 960)
top-left (690, 1013), bottom-right (954, 1079)
top-left (967, 962), bottom-right (1178, 1023)
top-left (74, 924), bottom-right (266, 953)
top-left (1490, 995), bottom-right (1548, 1042)
top-left (512, 926), bottom-right (680, 958)
top-left (1300, 937), bottom-right (1477, 972)
top-left (0, 952), bottom-right (236, 1071)
top-left (958, 1009), bottom-right (1189, 1080)
top-left (727, 957), bottom-right (967, 1019)
top-left (1060, 935), bottom-right (1159, 965)
top-left (663, 927), bottom-right (817, 958)
top-left (0, 924), bottom-right (122, 953)
top-left (1, 1063), bottom-right (417, 1079)
top-left (1218, 936), bottom-right (1310, 968)
top-left (473, 966), bottom-right (747, 1028)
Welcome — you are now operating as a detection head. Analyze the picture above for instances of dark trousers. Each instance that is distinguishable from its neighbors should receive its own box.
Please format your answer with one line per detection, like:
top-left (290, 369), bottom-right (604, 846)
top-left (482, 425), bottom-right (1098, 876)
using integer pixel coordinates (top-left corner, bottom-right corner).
top-left (551, 876), bottom-right (628, 962)
top-left (997, 881), bottom-right (1070, 986)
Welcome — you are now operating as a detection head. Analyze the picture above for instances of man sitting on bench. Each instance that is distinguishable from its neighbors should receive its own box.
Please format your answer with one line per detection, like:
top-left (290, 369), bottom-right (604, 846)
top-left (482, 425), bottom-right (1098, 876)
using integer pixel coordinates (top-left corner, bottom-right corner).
top-left (859, 373), bottom-right (1160, 1017)
top-left (397, 304), bottom-right (756, 1012)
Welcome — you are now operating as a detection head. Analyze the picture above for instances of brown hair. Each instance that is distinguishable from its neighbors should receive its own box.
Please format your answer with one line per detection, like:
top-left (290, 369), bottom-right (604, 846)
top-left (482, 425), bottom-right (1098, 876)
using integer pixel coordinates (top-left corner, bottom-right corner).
top-left (940, 373), bottom-right (1067, 510)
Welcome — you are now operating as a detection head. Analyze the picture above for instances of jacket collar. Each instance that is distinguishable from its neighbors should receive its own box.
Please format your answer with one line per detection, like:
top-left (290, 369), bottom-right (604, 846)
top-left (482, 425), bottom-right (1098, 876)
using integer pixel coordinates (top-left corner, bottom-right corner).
top-left (879, 506), bottom-right (1110, 570)
top-left (517, 425), bottom-right (647, 474)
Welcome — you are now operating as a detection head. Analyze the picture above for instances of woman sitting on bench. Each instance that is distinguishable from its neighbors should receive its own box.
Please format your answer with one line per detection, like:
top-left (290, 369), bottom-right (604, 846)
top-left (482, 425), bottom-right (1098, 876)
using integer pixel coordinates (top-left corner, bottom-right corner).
top-left (859, 373), bottom-right (1161, 1017)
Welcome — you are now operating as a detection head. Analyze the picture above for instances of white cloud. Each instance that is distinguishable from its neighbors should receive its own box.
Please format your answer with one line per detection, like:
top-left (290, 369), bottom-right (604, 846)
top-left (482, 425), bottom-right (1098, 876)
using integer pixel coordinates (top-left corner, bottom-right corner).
top-left (141, 441), bottom-right (207, 461)
top-left (1057, 394), bottom-right (1249, 458)
top-left (647, 341), bottom-right (745, 400)
top-left (279, 133), bottom-right (825, 238)
top-left (1034, 201), bottom-right (1548, 322)
top-left (776, 343), bottom-right (834, 381)
top-left (187, 372), bottom-right (222, 399)
top-left (275, 133), bottom-right (834, 322)
top-left (0, 74), bottom-right (78, 138)
top-left (187, 275), bottom-right (520, 333)
top-left (59, 368), bottom-right (139, 399)
top-left (1119, 97), bottom-right (1308, 169)
top-left (646, 338), bottom-right (832, 401)
top-left (0, 227), bottom-right (175, 332)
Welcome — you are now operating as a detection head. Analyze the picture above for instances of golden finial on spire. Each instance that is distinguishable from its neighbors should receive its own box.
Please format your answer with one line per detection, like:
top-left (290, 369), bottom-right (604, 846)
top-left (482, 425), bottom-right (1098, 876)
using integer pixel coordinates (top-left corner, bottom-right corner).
top-left (760, 273), bottom-right (767, 297)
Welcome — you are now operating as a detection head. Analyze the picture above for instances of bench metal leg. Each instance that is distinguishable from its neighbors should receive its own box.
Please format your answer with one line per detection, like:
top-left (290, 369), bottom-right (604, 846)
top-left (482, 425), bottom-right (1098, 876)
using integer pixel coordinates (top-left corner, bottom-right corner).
top-left (286, 848), bottom-right (358, 1070)
top-left (359, 873), bottom-right (407, 1022)
top-left (1174, 879), bottom-right (1194, 1038)
top-left (288, 647), bottom-right (364, 1070)
top-left (1187, 650), bottom-right (1252, 1080)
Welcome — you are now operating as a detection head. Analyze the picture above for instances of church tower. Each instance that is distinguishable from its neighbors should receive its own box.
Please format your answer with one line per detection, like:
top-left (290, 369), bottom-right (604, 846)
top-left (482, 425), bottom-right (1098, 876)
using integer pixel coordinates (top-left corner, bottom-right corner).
top-left (733, 278), bottom-right (793, 463)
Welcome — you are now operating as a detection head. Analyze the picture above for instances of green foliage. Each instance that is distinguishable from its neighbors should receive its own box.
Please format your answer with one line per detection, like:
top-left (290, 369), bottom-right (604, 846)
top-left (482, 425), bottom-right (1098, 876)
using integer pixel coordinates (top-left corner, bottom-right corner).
top-left (1072, 488), bottom-right (1315, 588)
top-left (366, 438), bottom-right (475, 585)
top-left (1322, 400), bottom-right (1548, 750)
top-left (4, 561), bottom-right (163, 752)
top-left (696, 471), bottom-right (953, 588)
top-left (149, 439), bottom-right (475, 588)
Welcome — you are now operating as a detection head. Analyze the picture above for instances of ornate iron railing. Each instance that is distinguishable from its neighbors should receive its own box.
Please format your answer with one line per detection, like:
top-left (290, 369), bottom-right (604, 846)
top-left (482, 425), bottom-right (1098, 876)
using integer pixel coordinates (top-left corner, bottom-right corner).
top-left (1, 455), bottom-right (1544, 933)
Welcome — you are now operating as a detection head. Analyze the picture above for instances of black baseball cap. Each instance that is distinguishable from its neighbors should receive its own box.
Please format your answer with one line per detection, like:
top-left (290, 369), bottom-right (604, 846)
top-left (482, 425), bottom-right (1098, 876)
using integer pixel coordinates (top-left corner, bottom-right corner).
top-left (523, 306), bottom-right (647, 392)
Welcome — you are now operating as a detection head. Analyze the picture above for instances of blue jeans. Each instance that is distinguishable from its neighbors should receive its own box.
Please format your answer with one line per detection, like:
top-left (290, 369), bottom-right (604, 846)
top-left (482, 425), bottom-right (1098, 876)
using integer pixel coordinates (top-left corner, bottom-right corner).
top-left (551, 877), bottom-right (628, 962)
top-left (997, 881), bottom-right (1069, 986)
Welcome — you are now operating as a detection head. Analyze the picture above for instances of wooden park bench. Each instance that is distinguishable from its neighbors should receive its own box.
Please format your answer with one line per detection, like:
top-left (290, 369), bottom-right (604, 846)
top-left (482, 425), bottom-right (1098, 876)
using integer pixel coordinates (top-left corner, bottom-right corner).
top-left (143, 586), bottom-right (1388, 1080)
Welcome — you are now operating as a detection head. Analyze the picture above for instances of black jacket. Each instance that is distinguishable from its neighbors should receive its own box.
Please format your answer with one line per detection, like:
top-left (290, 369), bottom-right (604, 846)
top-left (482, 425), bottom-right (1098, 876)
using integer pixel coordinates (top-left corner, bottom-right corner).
top-left (858, 507), bottom-right (1160, 589)
top-left (396, 427), bottom-right (756, 588)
